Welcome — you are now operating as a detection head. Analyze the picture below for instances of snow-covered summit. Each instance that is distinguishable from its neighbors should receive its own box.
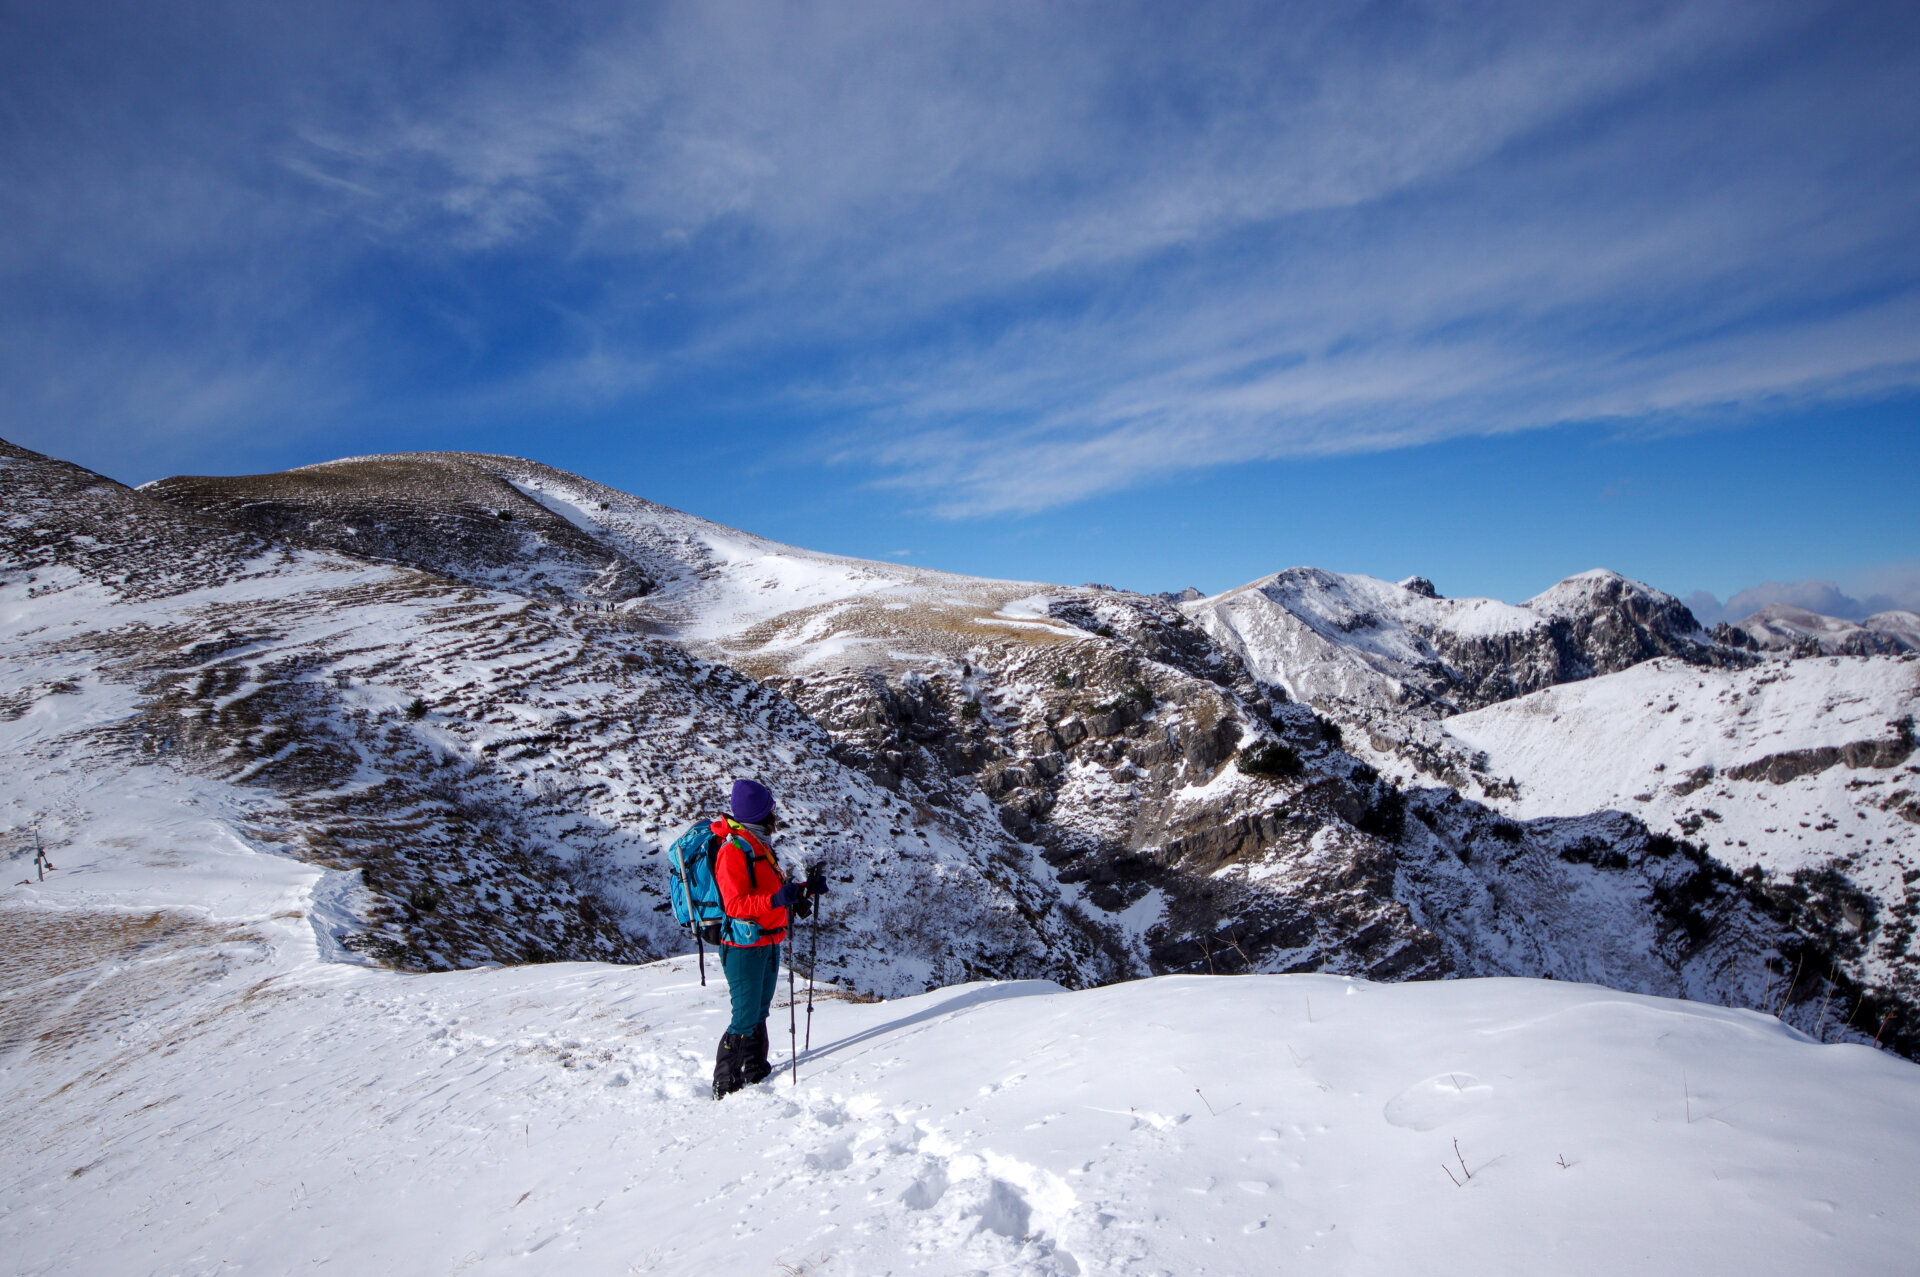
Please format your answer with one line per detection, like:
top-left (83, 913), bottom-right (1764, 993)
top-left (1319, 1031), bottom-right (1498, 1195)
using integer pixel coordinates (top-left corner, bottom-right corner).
top-left (1521, 567), bottom-right (1697, 626)
top-left (152, 450), bottom-right (1086, 680)
top-left (1185, 565), bottom-right (1728, 726)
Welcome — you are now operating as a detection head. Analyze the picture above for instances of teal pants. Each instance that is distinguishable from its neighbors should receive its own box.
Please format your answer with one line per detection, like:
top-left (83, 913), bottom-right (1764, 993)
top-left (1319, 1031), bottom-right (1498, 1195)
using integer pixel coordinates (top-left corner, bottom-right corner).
top-left (720, 942), bottom-right (781, 1035)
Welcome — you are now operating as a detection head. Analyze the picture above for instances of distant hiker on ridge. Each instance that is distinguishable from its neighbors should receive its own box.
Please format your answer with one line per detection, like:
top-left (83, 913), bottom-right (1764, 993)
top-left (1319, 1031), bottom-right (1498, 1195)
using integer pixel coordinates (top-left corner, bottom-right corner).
top-left (709, 778), bottom-right (826, 1099)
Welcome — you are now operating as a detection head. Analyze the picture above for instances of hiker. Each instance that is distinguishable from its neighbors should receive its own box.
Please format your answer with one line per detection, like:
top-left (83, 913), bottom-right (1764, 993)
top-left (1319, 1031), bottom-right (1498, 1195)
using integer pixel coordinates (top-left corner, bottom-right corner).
top-left (711, 778), bottom-right (826, 1099)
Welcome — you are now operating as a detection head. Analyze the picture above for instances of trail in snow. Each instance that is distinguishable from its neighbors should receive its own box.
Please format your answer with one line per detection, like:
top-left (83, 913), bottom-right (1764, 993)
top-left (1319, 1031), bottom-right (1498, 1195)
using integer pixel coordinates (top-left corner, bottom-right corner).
top-left (4, 759), bottom-right (1919, 1276)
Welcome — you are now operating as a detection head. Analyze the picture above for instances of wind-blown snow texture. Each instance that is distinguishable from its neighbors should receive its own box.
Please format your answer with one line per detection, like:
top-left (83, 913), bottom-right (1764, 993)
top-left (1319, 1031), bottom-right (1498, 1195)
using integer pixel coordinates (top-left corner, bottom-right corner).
top-left (5, 779), bottom-right (1918, 1275)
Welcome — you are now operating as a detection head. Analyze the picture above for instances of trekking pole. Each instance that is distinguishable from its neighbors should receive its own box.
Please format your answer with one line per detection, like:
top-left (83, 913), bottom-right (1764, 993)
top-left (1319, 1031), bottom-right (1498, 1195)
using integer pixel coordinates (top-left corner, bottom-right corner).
top-left (805, 899), bottom-right (820, 1054)
top-left (788, 943), bottom-right (799, 1086)
top-left (695, 926), bottom-right (706, 987)
top-left (32, 825), bottom-right (51, 881)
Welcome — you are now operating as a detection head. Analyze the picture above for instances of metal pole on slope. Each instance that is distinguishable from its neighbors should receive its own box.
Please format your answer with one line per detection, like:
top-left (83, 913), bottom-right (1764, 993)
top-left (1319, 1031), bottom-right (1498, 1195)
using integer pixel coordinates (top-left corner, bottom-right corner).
top-left (788, 940), bottom-right (799, 1086)
top-left (805, 898), bottom-right (820, 1055)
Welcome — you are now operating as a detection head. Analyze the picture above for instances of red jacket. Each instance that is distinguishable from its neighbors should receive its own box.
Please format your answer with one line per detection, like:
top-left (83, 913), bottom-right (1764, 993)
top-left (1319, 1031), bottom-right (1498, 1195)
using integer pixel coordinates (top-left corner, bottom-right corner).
top-left (712, 817), bottom-right (788, 947)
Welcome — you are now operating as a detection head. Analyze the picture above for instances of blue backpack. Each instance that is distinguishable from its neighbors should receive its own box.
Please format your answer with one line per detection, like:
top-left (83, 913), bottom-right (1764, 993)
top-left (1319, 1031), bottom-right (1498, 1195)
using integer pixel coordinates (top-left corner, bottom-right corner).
top-left (667, 820), bottom-right (767, 961)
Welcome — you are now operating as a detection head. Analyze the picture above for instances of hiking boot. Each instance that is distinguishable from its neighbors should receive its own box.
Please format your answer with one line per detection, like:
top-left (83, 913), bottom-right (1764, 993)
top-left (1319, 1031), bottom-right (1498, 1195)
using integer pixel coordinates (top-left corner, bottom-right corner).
top-left (741, 1023), bottom-right (772, 1085)
top-left (712, 1031), bottom-right (751, 1100)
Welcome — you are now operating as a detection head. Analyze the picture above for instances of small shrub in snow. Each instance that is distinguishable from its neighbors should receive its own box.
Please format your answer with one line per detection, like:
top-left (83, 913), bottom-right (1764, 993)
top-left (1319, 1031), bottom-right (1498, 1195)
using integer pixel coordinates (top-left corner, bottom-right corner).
top-left (1357, 786), bottom-right (1407, 841)
top-left (1237, 742), bottom-right (1302, 779)
top-left (405, 697), bottom-right (429, 720)
top-left (1093, 683), bottom-right (1153, 716)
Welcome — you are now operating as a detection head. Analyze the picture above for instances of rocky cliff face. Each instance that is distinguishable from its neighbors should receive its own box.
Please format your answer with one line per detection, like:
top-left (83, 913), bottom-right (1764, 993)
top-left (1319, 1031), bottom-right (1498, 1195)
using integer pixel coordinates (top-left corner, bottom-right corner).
top-left (768, 601), bottom-right (1443, 984)
top-left (6, 437), bottom-right (1906, 1054)
top-left (1522, 569), bottom-right (1735, 678)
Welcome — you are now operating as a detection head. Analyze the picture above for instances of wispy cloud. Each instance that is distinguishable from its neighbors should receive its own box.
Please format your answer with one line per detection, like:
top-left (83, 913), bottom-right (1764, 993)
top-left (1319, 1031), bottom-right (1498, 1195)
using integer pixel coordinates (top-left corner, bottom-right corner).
top-left (3, 1), bottom-right (1917, 504)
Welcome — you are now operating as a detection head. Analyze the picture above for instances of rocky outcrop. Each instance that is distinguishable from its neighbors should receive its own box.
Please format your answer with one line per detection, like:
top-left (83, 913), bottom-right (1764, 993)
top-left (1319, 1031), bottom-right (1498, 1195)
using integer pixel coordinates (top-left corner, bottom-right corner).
top-left (1722, 719), bottom-right (1915, 784)
top-left (1522, 569), bottom-right (1736, 680)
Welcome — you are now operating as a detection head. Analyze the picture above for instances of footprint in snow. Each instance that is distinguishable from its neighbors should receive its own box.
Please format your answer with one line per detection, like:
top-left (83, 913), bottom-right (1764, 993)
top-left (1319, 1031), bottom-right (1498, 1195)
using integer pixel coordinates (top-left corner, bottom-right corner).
top-left (1382, 1071), bottom-right (1494, 1132)
top-left (978, 1071), bottom-right (1027, 1097)
top-left (809, 1099), bottom-right (850, 1127)
top-left (804, 1140), bottom-right (853, 1173)
top-left (901, 1158), bottom-right (949, 1210)
top-left (975, 1178), bottom-right (1031, 1240)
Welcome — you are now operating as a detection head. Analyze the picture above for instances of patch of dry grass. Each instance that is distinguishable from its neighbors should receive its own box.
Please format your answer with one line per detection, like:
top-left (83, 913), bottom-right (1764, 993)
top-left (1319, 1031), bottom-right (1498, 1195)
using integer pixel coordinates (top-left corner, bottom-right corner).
top-left (0, 907), bottom-right (261, 1063)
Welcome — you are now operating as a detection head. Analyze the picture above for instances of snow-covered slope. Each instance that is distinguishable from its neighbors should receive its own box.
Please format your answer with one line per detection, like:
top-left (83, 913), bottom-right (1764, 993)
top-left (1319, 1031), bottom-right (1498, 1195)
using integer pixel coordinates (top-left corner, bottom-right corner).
top-left (1444, 655), bottom-right (1920, 997)
top-left (7, 441), bottom-right (1106, 996)
top-left (151, 451), bottom-right (1075, 678)
top-left (6, 802), bottom-right (1919, 1277)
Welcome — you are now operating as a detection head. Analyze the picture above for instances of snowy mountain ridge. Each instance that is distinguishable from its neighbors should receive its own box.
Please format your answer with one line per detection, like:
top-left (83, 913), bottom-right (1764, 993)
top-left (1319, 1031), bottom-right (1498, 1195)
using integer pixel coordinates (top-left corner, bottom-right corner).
top-left (1186, 565), bottom-right (1732, 725)
top-left (8, 436), bottom-right (1920, 1271)
top-left (9, 438), bottom-right (1914, 1045)
top-left (1716, 602), bottom-right (1920, 656)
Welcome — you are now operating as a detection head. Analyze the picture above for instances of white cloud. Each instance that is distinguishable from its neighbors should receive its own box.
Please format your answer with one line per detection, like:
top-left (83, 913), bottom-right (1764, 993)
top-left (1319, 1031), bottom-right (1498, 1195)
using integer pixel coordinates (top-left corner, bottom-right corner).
top-left (1688, 563), bottom-right (1920, 626)
top-left (4, 0), bottom-right (1918, 508)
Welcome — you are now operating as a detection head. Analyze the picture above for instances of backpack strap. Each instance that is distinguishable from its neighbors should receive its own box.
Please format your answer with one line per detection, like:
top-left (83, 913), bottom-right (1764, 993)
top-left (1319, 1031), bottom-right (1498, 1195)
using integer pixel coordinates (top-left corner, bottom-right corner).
top-left (715, 817), bottom-right (773, 889)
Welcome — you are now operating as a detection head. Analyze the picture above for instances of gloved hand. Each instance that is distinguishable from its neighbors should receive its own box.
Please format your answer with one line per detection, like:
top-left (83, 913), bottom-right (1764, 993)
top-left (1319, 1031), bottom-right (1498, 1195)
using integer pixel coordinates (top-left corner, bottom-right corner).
top-left (789, 893), bottom-right (815, 920)
top-left (806, 866), bottom-right (830, 895)
top-left (770, 882), bottom-right (807, 910)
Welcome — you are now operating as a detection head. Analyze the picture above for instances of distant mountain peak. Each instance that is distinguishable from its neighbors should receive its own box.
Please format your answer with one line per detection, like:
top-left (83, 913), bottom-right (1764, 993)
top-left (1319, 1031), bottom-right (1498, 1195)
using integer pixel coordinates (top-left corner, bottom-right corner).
top-left (1717, 601), bottom-right (1920, 655)
top-left (1189, 565), bottom-right (1735, 727)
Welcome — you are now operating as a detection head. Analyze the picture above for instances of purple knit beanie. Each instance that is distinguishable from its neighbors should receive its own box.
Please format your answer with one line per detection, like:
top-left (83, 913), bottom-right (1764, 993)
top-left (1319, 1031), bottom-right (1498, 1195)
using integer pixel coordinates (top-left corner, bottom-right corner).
top-left (730, 778), bottom-right (775, 824)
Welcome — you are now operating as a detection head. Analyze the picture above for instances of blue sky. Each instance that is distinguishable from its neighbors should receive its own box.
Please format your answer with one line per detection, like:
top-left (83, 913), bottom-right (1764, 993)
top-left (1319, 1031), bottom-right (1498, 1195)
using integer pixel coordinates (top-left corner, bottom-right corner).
top-left (3, 1), bottom-right (1917, 614)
